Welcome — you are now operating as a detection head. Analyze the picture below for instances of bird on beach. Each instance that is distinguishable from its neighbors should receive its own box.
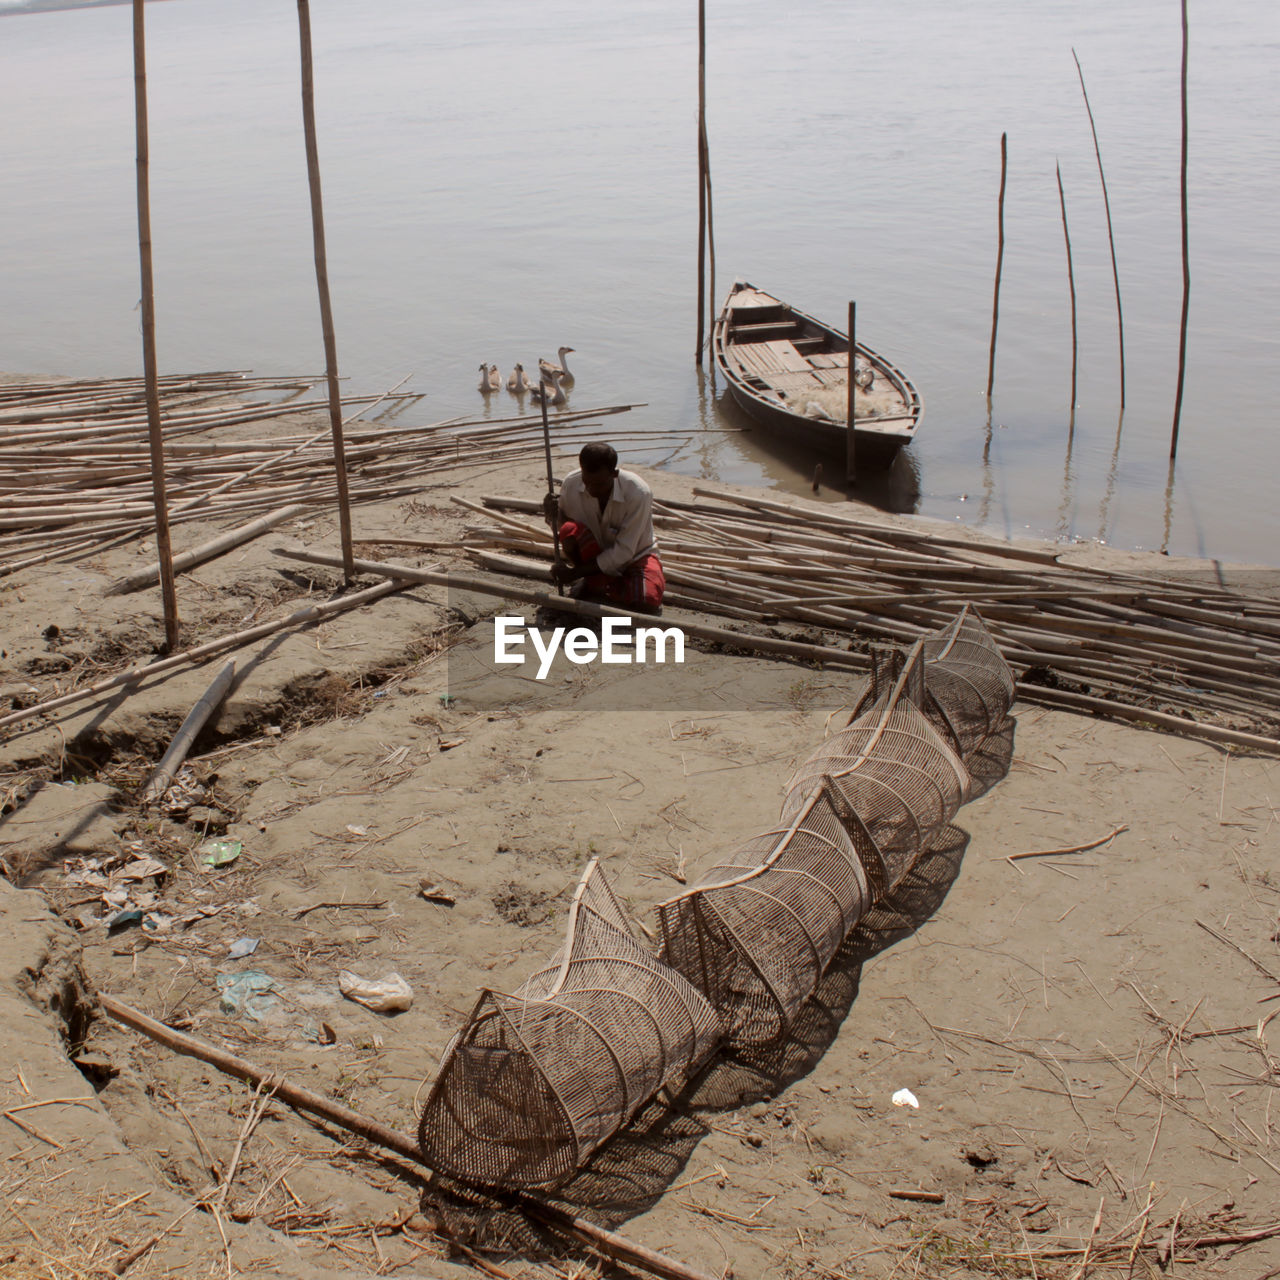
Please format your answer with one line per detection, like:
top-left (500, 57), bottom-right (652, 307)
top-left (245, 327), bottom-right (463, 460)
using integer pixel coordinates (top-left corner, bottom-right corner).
top-left (507, 362), bottom-right (531, 393)
top-left (478, 363), bottom-right (494, 394)
top-left (530, 367), bottom-right (567, 406)
top-left (538, 346), bottom-right (575, 387)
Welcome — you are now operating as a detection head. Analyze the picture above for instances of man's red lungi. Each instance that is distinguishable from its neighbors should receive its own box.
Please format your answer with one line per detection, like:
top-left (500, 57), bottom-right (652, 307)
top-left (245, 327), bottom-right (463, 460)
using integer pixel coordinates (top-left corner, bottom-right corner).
top-left (558, 520), bottom-right (665, 612)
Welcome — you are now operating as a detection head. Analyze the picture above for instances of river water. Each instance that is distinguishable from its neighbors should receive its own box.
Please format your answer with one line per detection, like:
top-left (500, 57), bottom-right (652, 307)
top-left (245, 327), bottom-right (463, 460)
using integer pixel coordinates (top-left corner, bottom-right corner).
top-left (3, 0), bottom-right (1277, 563)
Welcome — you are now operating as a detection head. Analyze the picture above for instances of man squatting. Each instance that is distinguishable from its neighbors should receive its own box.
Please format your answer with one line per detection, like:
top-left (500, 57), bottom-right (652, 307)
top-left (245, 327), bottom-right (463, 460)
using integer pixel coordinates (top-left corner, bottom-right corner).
top-left (543, 442), bottom-right (666, 614)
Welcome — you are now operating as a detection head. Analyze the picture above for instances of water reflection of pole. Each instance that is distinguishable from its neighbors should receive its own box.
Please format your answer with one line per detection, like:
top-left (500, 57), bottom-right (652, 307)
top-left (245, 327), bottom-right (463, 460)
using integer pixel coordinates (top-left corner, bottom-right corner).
top-left (1055, 161), bottom-right (1078, 417)
top-left (1096, 407), bottom-right (1125, 544)
top-left (986, 132), bottom-right (1007, 399)
top-left (132, 0), bottom-right (180, 651)
top-left (297, 0), bottom-right (355, 582)
top-left (1161, 456), bottom-right (1177, 553)
top-left (1073, 49), bottom-right (1126, 410)
top-left (1056, 417), bottom-right (1077, 543)
top-left (978, 401), bottom-right (995, 527)
top-left (1170, 0), bottom-right (1191, 459)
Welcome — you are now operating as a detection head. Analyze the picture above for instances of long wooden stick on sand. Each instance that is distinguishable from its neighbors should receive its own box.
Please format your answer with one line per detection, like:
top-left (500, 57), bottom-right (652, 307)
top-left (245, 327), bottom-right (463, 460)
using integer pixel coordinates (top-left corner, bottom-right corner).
top-left (98, 995), bottom-right (719, 1280)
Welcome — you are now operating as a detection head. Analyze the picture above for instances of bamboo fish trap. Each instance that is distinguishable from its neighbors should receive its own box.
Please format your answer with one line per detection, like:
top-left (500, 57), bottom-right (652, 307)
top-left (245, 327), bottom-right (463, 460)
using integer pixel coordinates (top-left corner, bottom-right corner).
top-left (853, 603), bottom-right (1015, 763)
top-left (658, 641), bottom-right (971, 1047)
top-left (422, 608), bottom-right (1014, 1186)
top-left (656, 783), bottom-right (875, 1047)
top-left (417, 860), bottom-right (721, 1190)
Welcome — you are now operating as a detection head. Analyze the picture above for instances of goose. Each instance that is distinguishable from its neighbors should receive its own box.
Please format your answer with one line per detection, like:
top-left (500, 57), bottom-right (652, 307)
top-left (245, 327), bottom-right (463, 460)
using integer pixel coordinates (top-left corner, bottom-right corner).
top-left (507, 362), bottom-right (531, 393)
top-left (530, 367), bottom-right (567, 407)
top-left (487, 364), bottom-right (503, 392)
top-left (538, 346), bottom-right (575, 387)
top-left (478, 363), bottom-right (494, 394)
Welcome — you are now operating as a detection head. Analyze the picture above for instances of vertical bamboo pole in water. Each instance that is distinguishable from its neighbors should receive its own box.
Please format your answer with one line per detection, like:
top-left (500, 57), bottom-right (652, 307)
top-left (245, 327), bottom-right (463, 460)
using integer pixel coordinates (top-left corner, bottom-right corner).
top-left (1169, 0), bottom-right (1191, 459)
top-left (132, 0), bottom-right (180, 651)
top-left (695, 0), bottom-right (707, 361)
top-left (702, 118), bottom-right (716, 352)
top-left (1055, 160), bottom-right (1078, 417)
top-left (1073, 49), bottom-right (1126, 410)
top-left (297, 0), bottom-right (355, 581)
top-left (846, 301), bottom-right (857, 486)
top-left (986, 132), bottom-right (1007, 399)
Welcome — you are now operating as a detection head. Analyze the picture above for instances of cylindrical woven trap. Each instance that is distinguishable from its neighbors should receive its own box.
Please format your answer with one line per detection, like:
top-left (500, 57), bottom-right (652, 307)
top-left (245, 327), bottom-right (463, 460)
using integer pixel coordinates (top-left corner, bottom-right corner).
top-left (782, 681), bottom-right (971, 891)
top-left (854, 605), bottom-right (1014, 763)
top-left (657, 782), bottom-right (874, 1047)
top-left (417, 860), bottom-right (721, 1189)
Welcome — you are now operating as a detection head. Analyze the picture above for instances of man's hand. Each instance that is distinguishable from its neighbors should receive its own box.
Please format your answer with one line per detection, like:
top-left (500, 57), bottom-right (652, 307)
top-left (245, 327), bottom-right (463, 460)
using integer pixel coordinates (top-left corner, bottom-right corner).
top-left (542, 492), bottom-right (559, 529)
top-left (550, 559), bottom-right (580, 587)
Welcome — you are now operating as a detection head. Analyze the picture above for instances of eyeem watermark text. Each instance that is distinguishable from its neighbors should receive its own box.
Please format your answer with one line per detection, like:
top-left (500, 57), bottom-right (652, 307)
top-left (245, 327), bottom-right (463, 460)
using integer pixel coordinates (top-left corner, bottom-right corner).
top-left (494, 615), bottom-right (685, 680)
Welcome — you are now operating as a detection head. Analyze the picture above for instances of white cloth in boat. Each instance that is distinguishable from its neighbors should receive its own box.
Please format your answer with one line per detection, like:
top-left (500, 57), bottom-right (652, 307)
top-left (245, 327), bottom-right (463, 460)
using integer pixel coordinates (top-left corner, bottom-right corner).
top-left (559, 469), bottom-right (659, 576)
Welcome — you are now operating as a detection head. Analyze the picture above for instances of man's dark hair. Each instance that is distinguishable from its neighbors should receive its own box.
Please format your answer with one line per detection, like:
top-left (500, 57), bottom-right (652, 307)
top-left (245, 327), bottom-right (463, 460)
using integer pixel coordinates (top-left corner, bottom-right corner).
top-left (578, 442), bottom-right (618, 473)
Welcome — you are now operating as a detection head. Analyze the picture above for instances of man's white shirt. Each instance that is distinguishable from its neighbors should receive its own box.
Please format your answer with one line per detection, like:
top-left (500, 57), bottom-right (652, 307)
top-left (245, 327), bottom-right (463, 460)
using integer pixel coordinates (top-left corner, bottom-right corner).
top-left (559, 469), bottom-right (658, 575)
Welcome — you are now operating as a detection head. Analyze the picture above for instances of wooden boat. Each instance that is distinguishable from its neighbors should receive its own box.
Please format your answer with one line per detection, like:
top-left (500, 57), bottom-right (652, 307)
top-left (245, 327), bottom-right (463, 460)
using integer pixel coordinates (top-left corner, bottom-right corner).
top-left (713, 281), bottom-right (922, 466)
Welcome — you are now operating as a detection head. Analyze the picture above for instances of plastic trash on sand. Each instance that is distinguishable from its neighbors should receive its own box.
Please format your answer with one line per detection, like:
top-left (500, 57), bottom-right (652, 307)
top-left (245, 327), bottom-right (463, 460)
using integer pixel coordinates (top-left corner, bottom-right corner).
top-left (892, 1088), bottom-right (920, 1109)
top-left (216, 970), bottom-right (280, 1021)
top-left (200, 838), bottom-right (242, 868)
top-left (339, 970), bottom-right (413, 1013)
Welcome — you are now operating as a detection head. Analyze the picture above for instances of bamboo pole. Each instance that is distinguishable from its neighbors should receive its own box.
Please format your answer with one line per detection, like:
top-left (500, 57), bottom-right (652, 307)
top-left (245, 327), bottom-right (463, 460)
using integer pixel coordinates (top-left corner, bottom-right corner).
top-left (701, 111), bottom-right (716, 357)
top-left (104, 503), bottom-right (309, 596)
top-left (1014, 682), bottom-right (1280, 756)
top-left (1055, 160), bottom-right (1079, 416)
top-left (140, 661), bottom-right (236, 804)
top-left (98, 995), bottom-right (719, 1280)
top-left (845, 301), bottom-right (857, 486)
top-left (1170, 0), bottom-right (1191, 459)
top-left (296, 0), bottom-right (355, 582)
top-left (271, 547), bottom-right (871, 672)
top-left (695, 0), bottom-right (708, 361)
top-left (132, 0), bottom-right (180, 652)
top-left (1073, 48), bottom-right (1126, 409)
top-left (986, 132), bottom-right (1007, 399)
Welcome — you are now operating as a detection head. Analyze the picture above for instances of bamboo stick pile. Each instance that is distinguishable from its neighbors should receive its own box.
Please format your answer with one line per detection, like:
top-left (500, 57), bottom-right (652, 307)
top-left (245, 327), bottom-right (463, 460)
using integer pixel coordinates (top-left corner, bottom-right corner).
top-left (0, 370), bottom-right (684, 578)
top-left (464, 487), bottom-right (1280, 743)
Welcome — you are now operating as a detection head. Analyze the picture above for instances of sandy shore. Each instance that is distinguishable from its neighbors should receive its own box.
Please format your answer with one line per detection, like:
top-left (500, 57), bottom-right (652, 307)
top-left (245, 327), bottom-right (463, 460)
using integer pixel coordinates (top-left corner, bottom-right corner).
top-left (2, 445), bottom-right (1279, 1278)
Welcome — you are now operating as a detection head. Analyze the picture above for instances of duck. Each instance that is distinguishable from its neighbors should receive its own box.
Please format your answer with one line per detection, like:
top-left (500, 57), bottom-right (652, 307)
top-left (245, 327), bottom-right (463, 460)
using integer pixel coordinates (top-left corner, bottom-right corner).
top-left (478, 363), bottom-right (494, 394)
top-left (507, 362), bottom-right (531, 394)
top-left (538, 346), bottom-right (575, 387)
top-left (529, 367), bottom-right (567, 407)
top-left (487, 363), bottom-right (503, 392)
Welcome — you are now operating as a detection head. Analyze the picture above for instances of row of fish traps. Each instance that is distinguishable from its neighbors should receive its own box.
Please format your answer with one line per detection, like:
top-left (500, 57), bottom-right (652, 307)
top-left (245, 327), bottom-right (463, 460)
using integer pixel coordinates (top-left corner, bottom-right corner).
top-left (418, 605), bottom-right (1016, 1190)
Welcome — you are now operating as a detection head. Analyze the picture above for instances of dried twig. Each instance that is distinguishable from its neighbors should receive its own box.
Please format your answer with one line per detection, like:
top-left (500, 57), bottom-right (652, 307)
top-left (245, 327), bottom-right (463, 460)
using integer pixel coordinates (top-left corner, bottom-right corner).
top-left (1006, 825), bottom-right (1128, 863)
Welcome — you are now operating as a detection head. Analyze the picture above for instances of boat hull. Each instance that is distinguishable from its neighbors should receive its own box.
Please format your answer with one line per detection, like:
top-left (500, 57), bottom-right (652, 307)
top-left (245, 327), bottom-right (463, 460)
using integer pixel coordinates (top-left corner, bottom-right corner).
top-left (713, 281), bottom-right (922, 468)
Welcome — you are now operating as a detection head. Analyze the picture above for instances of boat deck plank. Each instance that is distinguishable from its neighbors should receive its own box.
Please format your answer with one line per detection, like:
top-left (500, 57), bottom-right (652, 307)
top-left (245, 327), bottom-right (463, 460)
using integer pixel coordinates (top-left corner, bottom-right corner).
top-left (765, 371), bottom-right (825, 395)
top-left (734, 340), bottom-right (813, 378)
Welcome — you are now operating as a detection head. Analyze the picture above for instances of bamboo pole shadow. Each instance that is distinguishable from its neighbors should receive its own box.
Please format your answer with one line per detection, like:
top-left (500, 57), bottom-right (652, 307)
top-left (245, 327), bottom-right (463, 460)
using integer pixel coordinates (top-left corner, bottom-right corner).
top-left (423, 715), bottom-right (1021, 1249)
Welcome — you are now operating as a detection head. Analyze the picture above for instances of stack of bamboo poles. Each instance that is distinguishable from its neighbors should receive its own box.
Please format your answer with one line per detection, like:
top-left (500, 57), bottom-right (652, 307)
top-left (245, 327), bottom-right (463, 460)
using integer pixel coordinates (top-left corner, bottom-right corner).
top-left (0, 371), bottom-right (688, 578)
top-left (456, 487), bottom-right (1280, 749)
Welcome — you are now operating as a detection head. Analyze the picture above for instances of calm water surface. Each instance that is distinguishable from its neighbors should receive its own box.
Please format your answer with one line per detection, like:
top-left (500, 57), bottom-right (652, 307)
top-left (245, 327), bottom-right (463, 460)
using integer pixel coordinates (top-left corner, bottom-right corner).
top-left (3, 0), bottom-right (1277, 563)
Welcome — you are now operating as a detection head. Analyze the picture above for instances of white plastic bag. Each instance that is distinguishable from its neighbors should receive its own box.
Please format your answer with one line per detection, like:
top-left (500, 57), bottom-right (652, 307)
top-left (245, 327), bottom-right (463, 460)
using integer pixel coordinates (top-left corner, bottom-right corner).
top-left (338, 970), bottom-right (413, 1013)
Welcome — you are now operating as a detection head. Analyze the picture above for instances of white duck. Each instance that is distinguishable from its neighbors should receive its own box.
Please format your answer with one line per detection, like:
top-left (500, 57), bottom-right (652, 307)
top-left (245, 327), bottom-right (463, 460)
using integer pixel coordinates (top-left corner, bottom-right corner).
top-left (487, 363), bottom-right (503, 392)
top-left (478, 363), bottom-right (494, 394)
top-left (530, 367), bottom-right (567, 407)
top-left (507, 362), bottom-right (531, 393)
top-left (538, 346), bottom-right (575, 387)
